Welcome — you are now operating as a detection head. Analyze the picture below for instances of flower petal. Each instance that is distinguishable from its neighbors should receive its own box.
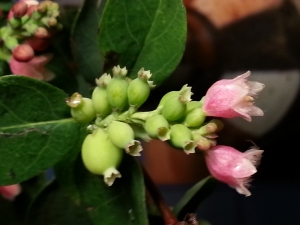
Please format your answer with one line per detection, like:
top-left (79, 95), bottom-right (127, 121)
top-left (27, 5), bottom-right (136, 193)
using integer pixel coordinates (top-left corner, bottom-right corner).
top-left (0, 184), bottom-right (21, 201)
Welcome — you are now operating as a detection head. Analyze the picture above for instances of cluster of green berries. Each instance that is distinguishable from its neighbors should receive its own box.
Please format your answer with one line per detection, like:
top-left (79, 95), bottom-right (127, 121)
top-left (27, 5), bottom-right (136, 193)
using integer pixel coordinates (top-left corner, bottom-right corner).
top-left (0, 0), bottom-right (62, 61)
top-left (66, 66), bottom-right (223, 186)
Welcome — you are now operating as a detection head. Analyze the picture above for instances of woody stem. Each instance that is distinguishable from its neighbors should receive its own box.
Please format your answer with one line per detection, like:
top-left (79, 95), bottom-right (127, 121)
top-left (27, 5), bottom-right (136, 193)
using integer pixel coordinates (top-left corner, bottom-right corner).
top-left (142, 166), bottom-right (178, 225)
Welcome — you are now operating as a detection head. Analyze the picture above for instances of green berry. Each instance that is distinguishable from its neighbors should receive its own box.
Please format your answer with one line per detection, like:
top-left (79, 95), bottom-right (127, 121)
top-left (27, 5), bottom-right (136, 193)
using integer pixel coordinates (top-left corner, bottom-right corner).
top-left (107, 77), bottom-right (129, 111)
top-left (162, 95), bottom-right (186, 122)
top-left (127, 77), bottom-right (150, 107)
top-left (170, 124), bottom-right (196, 154)
top-left (66, 92), bottom-right (96, 124)
top-left (183, 108), bottom-right (206, 127)
top-left (81, 128), bottom-right (123, 186)
top-left (158, 91), bottom-right (178, 107)
top-left (108, 121), bottom-right (142, 156)
top-left (92, 87), bottom-right (112, 117)
top-left (186, 101), bottom-right (203, 113)
top-left (144, 114), bottom-right (170, 141)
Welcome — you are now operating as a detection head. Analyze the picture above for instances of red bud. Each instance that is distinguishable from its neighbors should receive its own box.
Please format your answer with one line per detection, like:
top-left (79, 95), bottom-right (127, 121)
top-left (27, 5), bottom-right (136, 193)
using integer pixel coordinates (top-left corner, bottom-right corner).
top-left (12, 2), bottom-right (28, 18)
top-left (12, 44), bottom-right (35, 62)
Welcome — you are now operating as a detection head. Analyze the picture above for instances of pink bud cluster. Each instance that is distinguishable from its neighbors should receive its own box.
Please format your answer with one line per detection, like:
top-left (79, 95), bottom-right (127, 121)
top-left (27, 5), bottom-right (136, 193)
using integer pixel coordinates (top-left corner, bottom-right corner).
top-left (1, 0), bottom-right (61, 81)
top-left (199, 72), bottom-right (264, 196)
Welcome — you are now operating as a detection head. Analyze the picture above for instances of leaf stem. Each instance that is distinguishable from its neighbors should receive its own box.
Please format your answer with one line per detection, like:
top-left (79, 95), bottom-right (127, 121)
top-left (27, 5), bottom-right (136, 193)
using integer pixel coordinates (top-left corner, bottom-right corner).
top-left (142, 166), bottom-right (178, 225)
top-left (131, 106), bottom-right (162, 121)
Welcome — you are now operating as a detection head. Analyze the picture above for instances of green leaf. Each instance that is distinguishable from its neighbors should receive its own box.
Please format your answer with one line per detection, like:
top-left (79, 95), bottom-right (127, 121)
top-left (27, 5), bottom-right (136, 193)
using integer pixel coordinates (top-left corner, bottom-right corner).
top-left (0, 60), bottom-right (10, 76)
top-left (173, 176), bottom-right (218, 220)
top-left (99, 0), bottom-right (187, 85)
top-left (71, 0), bottom-right (105, 83)
top-left (0, 1), bottom-right (14, 12)
top-left (24, 180), bottom-right (93, 225)
top-left (54, 125), bottom-right (87, 204)
top-left (0, 76), bottom-right (81, 185)
top-left (74, 154), bottom-right (149, 225)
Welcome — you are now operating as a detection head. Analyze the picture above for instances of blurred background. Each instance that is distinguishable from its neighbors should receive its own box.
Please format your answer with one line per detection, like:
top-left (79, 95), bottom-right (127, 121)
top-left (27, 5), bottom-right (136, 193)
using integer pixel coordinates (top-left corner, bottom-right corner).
top-left (60, 0), bottom-right (300, 224)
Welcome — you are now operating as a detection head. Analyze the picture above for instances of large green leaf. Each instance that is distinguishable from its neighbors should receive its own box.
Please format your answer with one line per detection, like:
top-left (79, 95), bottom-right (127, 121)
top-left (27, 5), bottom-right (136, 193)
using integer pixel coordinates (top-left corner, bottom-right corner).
top-left (99, 0), bottom-right (187, 85)
top-left (24, 180), bottom-right (93, 225)
top-left (0, 76), bottom-right (81, 185)
top-left (71, 0), bottom-right (105, 83)
top-left (173, 176), bottom-right (218, 220)
top-left (73, 154), bottom-right (148, 225)
top-left (54, 125), bottom-right (87, 204)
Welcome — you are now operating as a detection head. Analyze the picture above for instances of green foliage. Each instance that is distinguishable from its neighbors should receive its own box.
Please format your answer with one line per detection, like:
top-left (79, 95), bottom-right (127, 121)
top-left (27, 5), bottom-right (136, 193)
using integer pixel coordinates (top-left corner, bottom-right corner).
top-left (24, 180), bottom-right (93, 225)
top-left (71, 0), bottom-right (105, 83)
top-left (99, 0), bottom-right (187, 85)
top-left (0, 76), bottom-right (82, 185)
top-left (56, 154), bottom-right (149, 225)
top-left (173, 177), bottom-right (218, 220)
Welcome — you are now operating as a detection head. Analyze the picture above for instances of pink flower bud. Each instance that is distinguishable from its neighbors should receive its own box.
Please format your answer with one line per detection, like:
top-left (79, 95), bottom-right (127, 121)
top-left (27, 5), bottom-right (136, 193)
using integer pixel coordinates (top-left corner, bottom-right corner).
top-left (10, 54), bottom-right (55, 81)
top-left (203, 71), bottom-right (264, 121)
top-left (0, 184), bottom-right (21, 201)
top-left (12, 44), bottom-right (35, 62)
top-left (8, 0), bottom-right (38, 19)
top-left (26, 37), bottom-right (51, 51)
top-left (12, 2), bottom-right (28, 18)
top-left (204, 145), bottom-right (263, 196)
top-left (34, 27), bottom-right (51, 39)
top-left (26, 5), bottom-right (38, 16)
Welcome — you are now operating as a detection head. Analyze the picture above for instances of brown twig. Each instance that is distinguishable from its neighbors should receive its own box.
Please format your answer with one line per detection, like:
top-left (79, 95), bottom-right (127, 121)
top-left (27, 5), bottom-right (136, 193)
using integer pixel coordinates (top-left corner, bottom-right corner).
top-left (142, 166), bottom-right (179, 225)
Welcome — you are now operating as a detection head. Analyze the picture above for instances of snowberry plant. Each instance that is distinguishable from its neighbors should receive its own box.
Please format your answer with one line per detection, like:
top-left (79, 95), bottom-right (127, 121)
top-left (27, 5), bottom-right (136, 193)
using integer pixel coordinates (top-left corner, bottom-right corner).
top-left (0, 0), bottom-right (265, 224)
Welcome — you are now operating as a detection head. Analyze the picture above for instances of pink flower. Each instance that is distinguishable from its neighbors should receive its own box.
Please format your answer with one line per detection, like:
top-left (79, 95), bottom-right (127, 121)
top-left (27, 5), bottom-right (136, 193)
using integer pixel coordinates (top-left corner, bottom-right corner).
top-left (202, 71), bottom-right (264, 121)
top-left (10, 54), bottom-right (55, 81)
top-left (8, 0), bottom-right (38, 19)
top-left (204, 145), bottom-right (263, 196)
top-left (0, 184), bottom-right (21, 201)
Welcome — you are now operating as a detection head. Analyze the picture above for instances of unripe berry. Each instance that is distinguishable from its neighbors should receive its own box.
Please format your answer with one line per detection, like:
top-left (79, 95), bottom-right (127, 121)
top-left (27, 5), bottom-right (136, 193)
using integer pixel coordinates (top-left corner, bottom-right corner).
top-left (24, 23), bottom-right (38, 34)
top-left (127, 77), bottom-right (150, 108)
top-left (162, 95), bottom-right (187, 122)
top-left (107, 77), bottom-right (129, 111)
top-left (186, 101), bottom-right (203, 113)
top-left (12, 44), bottom-right (34, 62)
top-left (92, 88), bottom-right (112, 117)
top-left (48, 17), bottom-right (57, 26)
top-left (183, 108), bottom-right (206, 128)
top-left (37, 1), bottom-right (48, 13)
top-left (81, 128), bottom-right (123, 186)
top-left (108, 121), bottom-right (142, 156)
top-left (170, 124), bottom-right (196, 154)
top-left (48, 2), bottom-right (59, 11)
top-left (158, 91), bottom-right (178, 107)
top-left (144, 114), bottom-right (170, 141)
top-left (34, 27), bottom-right (50, 38)
top-left (66, 92), bottom-right (96, 124)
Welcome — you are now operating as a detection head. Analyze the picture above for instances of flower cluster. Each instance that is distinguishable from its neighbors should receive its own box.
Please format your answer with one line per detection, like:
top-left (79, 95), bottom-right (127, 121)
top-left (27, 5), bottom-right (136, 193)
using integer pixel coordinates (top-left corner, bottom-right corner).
top-left (67, 66), bottom-right (265, 196)
top-left (0, 0), bottom-right (62, 80)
